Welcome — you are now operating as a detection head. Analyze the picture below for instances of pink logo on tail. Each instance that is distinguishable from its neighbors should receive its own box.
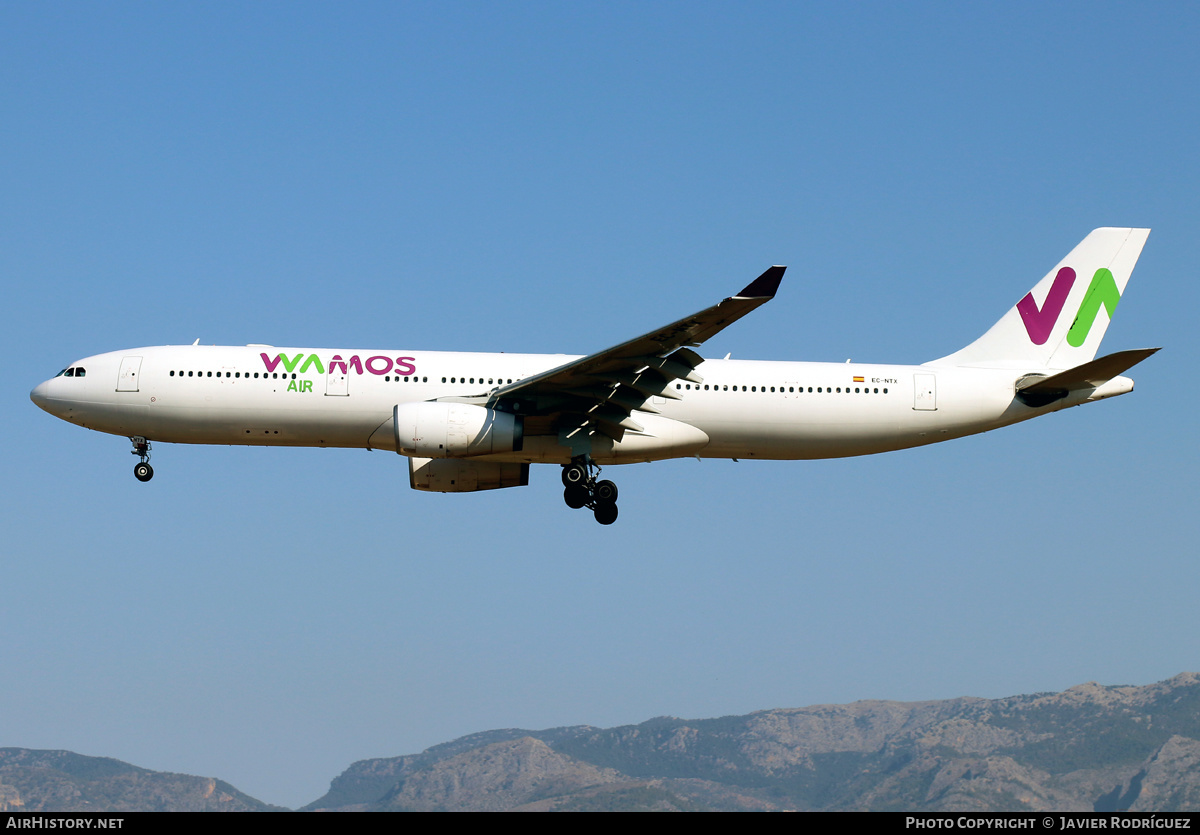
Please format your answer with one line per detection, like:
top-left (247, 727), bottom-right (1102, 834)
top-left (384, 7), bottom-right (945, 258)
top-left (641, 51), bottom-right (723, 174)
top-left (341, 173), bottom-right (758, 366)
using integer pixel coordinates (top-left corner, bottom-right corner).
top-left (1016, 267), bottom-right (1076, 345)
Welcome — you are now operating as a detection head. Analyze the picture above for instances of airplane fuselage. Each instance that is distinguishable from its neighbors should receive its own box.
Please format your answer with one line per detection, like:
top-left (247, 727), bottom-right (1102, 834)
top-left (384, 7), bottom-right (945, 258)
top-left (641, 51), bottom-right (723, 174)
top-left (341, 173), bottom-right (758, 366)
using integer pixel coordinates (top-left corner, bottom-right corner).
top-left (31, 344), bottom-right (1125, 465)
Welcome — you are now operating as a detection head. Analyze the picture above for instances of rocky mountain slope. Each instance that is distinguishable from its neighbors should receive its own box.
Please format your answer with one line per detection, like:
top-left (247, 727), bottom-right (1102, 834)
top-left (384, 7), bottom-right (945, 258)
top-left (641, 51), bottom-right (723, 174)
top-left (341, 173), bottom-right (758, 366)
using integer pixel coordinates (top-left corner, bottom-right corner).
top-left (306, 672), bottom-right (1200, 812)
top-left (7, 673), bottom-right (1199, 812)
top-left (0, 748), bottom-right (284, 812)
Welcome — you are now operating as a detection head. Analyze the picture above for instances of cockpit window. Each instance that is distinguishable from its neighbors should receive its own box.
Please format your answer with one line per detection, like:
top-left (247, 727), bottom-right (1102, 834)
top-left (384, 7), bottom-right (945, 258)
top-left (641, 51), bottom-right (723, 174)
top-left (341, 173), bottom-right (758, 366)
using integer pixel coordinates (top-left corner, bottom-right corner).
top-left (75, 368), bottom-right (86, 377)
top-left (64, 368), bottom-right (75, 377)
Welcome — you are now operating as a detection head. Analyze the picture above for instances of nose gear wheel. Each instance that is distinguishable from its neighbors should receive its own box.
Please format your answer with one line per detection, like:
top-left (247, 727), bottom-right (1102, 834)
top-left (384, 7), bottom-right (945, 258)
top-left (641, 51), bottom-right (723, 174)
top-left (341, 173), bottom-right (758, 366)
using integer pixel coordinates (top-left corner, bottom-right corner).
top-left (130, 437), bottom-right (154, 482)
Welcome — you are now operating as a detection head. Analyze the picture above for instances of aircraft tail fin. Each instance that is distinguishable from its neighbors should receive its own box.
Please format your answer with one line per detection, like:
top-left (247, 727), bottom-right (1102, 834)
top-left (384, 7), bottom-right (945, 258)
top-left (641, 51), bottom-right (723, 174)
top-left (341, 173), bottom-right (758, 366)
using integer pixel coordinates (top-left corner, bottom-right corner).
top-left (927, 228), bottom-right (1150, 370)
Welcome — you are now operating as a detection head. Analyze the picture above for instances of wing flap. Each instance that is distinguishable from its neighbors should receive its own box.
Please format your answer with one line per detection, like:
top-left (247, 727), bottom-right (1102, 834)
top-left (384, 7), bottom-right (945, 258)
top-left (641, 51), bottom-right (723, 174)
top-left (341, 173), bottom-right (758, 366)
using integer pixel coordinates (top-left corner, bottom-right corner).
top-left (491, 266), bottom-right (784, 402)
top-left (488, 267), bottom-right (785, 445)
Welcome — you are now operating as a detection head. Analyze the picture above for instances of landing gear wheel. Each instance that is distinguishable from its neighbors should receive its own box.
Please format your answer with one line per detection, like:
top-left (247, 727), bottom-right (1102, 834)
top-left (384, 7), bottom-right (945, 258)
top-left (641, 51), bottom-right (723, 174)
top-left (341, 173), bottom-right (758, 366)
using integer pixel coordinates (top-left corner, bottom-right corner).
top-left (593, 502), bottom-right (618, 525)
top-left (564, 485), bottom-right (589, 509)
top-left (594, 480), bottom-right (618, 504)
top-left (562, 463), bottom-right (588, 487)
top-left (561, 456), bottom-right (621, 524)
top-left (130, 437), bottom-right (154, 481)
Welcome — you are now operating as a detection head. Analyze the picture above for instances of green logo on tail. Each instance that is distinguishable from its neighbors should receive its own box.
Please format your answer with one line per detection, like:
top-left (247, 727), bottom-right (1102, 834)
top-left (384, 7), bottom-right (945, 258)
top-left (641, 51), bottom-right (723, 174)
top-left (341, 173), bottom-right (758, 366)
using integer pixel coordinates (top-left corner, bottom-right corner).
top-left (1066, 268), bottom-right (1120, 348)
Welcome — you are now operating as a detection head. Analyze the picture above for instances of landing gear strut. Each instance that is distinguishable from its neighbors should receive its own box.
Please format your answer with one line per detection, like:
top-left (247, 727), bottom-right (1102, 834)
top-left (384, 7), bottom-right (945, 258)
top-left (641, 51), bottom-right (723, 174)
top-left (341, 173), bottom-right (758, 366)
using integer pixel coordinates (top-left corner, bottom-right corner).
top-left (131, 436), bottom-right (154, 482)
top-left (561, 456), bottom-right (619, 525)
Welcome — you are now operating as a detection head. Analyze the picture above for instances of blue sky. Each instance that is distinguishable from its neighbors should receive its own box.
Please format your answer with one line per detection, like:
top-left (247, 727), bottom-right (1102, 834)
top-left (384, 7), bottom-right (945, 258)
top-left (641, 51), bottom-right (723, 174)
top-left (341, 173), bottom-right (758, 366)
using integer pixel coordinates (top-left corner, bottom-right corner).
top-left (2, 2), bottom-right (1197, 809)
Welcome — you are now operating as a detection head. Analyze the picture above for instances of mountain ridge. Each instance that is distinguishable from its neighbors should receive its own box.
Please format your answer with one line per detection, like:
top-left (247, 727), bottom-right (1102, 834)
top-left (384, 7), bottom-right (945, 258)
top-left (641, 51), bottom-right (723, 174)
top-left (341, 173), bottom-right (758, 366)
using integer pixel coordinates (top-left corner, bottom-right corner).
top-left (4, 673), bottom-right (1198, 812)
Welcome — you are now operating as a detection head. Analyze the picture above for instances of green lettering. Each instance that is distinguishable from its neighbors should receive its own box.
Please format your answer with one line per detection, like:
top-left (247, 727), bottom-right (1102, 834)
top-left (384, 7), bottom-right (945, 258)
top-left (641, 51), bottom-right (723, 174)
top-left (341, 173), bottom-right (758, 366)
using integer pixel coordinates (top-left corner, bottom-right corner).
top-left (287, 380), bottom-right (298, 392)
top-left (279, 353), bottom-right (304, 372)
top-left (1067, 268), bottom-right (1121, 347)
top-left (302, 380), bottom-right (313, 392)
top-left (298, 354), bottom-right (325, 374)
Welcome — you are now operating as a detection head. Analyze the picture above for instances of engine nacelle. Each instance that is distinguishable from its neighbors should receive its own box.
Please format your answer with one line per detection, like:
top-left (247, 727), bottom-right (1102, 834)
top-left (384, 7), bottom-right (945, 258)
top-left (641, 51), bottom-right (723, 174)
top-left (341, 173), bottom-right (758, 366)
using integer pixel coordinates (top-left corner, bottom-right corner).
top-left (409, 457), bottom-right (529, 492)
top-left (393, 402), bottom-right (523, 459)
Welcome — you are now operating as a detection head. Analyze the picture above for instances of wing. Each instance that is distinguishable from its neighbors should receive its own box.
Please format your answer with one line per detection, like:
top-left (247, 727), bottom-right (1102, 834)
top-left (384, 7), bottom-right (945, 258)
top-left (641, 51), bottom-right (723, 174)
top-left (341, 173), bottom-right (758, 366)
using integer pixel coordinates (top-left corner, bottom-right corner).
top-left (477, 266), bottom-right (785, 442)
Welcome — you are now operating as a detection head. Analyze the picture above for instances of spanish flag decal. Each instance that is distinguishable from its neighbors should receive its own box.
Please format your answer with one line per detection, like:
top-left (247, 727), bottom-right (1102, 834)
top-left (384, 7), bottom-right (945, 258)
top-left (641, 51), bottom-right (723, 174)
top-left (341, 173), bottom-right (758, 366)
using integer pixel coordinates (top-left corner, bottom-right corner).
top-left (853, 376), bottom-right (864, 383)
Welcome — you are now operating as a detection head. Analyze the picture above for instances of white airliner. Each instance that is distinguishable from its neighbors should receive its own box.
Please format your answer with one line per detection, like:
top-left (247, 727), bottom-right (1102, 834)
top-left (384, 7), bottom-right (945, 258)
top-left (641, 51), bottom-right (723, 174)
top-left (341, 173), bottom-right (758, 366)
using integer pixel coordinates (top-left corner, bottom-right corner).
top-left (32, 228), bottom-right (1157, 524)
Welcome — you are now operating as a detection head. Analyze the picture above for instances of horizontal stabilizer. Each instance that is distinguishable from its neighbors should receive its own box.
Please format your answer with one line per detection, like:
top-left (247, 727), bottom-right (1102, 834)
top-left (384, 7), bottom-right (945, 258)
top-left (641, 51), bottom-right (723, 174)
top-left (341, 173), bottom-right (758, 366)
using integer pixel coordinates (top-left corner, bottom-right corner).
top-left (1017, 348), bottom-right (1160, 393)
top-left (1015, 348), bottom-right (1159, 406)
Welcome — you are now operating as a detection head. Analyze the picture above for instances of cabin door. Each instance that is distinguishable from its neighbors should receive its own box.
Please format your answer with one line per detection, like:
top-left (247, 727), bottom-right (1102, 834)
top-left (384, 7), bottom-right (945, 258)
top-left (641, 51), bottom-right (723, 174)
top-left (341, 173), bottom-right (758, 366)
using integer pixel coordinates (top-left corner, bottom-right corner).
top-left (117, 356), bottom-right (142, 392)
top-left (326, 369), bottom-right (349, 396)
top-left (913, 373), bottom-right (937, 411)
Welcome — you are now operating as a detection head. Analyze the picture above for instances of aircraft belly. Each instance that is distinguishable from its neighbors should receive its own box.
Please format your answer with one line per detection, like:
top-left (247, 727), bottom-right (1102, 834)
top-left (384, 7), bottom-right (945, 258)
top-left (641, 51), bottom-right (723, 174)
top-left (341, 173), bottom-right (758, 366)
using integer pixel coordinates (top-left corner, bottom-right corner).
top-left (687, 377), bottom-right (1017, 460)
top-left (81, 390), bottom-right (388, 448)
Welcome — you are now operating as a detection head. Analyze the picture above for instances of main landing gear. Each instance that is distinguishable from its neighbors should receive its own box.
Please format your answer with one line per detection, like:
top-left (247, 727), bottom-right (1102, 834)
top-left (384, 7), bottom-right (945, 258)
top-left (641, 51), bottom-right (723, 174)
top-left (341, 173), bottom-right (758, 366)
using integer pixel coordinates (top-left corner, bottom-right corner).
top-left (562, 457), bottom-right (618, 525)
top-left (131, 436), bottom-right (154, 482)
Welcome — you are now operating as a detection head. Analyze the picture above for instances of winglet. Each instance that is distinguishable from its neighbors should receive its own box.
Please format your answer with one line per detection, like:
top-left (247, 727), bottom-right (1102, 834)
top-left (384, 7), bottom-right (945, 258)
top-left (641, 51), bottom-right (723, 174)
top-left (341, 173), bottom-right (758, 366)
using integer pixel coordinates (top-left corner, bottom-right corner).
top-left (736, 266), bottom-right (786, 299)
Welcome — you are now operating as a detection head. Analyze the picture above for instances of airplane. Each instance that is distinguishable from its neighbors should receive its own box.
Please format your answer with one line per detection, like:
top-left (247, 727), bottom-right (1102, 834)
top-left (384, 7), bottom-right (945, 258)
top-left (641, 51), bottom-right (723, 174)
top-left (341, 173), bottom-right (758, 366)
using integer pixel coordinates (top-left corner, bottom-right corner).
top-left (31, 227), bottom-right (1157, 525)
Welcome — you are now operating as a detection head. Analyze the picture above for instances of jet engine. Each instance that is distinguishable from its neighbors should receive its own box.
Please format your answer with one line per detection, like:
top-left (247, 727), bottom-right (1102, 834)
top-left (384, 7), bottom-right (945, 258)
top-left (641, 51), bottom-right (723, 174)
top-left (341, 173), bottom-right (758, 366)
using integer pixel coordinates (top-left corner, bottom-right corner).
top-left (392, 402), bottom-right (523, 459)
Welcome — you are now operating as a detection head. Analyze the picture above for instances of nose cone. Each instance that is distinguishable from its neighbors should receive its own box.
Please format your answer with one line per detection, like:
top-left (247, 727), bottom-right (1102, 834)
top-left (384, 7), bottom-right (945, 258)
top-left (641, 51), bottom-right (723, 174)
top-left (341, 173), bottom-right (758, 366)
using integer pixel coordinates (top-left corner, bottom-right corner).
top-left (30, 380), bottom-right (52, 412)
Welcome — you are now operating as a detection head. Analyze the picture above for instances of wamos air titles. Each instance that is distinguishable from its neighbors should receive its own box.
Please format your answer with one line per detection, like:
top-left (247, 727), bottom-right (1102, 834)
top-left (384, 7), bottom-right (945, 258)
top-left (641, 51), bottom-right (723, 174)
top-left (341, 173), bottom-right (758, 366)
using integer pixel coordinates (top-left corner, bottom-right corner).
top-left (32, 228), bottom-right (1157, 525)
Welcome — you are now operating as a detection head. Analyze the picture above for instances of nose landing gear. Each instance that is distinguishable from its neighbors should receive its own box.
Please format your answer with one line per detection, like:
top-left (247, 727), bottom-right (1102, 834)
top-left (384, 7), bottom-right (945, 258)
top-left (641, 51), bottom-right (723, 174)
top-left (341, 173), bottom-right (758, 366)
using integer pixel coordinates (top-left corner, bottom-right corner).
top-left (561, 457), bottom-right (619, 525)
top-left (131, 437), bottom-right (154, 482)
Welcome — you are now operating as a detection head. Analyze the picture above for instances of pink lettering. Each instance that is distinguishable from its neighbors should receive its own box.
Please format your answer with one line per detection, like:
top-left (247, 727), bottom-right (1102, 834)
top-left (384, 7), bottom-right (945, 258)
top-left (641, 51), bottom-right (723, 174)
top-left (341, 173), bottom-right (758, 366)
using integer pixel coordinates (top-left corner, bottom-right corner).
top-left (1017, 267), bottom-right (1076, 345)
top-left (366, 356), bottom-right (392, 375)
top-left (395, 357), bottom-right (417, 376)
top-left (260, 353), bottom-right (283, 373)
